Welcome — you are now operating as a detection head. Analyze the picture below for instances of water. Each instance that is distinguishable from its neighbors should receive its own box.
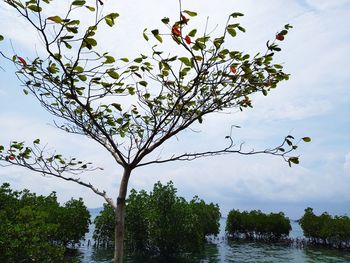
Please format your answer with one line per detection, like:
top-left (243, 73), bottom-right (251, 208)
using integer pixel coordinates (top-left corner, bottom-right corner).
top-left (76, 217), bottom-right (350, 263)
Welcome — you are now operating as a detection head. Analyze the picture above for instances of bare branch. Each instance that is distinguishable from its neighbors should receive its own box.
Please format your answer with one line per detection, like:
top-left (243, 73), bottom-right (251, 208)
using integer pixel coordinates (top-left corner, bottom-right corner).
top-left (136, 135), bottom-right (300, 167)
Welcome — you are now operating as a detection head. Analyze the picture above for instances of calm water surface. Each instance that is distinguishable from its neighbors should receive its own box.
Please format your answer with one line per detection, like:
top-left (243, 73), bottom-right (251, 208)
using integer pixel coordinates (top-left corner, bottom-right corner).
top-left (77, 217), bottom-right (350, 263)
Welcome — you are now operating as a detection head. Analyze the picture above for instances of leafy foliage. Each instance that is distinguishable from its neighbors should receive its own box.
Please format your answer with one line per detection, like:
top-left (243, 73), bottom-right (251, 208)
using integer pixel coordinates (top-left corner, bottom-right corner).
top-left (0, 0), bottom-right (305, 172)
top-left (93, 182), bottom-right (221, 258)
top-left (226, 209), bottom-right (291, 241)
top-left (0, 182), bottom-right (90, 262)
top-left (93, 203), bottom-right (115, 248)
top-left (299, 207), bottom-right (350, 249)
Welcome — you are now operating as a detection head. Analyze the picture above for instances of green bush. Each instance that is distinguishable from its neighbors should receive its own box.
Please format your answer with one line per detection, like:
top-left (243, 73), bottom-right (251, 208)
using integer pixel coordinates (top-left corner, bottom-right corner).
top-left (0, 183), bottom-right (90, 262)
top-left (226, 209), bottom-right (291, 240)
top-left (299, 207), bottom-right (350, 248)
top-left (93, 181), bottom-right (221, 258)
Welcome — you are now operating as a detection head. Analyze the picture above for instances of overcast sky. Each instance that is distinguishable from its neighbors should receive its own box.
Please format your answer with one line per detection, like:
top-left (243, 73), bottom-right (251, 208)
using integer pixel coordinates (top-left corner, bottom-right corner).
top-left (0, 0), bottom-right (349, 219)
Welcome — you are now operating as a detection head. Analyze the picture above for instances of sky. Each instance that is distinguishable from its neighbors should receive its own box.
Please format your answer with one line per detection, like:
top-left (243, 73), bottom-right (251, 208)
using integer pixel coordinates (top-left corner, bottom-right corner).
top-left (0, 0), bottom-right (350, 219)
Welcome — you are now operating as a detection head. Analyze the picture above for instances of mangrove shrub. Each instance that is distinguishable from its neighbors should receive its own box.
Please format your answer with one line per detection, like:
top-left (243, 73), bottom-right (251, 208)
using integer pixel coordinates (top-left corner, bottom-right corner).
top-left (0, 182), bottom-right (90, 262)
top-left (93, 181), bottom-right (220, 258)
top-left (226, 209), bottom-right (291, 241)
top-left (299, 207), bottom-right (350, 248)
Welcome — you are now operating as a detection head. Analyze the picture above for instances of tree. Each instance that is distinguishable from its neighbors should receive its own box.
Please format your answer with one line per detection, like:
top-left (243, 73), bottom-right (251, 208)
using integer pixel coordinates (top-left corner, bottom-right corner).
top-left (0, 182), bottom-right (90, 262)
top-left (0, 0), bottom-right (310, 262)
top-left (93, 203), bottom-right (115, 248)
top-left (94, 181), bottom-right (220, 259)
top-left (299, 207), bottom-right (350, 248)
top-left (226, 209), bottom-right (291, 241)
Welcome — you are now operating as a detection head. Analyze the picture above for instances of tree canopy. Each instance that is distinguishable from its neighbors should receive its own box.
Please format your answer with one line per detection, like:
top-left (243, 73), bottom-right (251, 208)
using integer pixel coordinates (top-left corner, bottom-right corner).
top-left (0, 182), bottom-right (90, 262)
top-left (94, 181), bottom-right (221, 259)
top-left (299, 207), bottom-right (350, 249)
top-left (226, 209), bottom-right (291, 241)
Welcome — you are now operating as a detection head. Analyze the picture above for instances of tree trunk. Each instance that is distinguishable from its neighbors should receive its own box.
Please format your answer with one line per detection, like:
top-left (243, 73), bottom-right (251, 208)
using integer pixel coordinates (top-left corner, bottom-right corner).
top-left (113, 168), bottom-right (131, 263)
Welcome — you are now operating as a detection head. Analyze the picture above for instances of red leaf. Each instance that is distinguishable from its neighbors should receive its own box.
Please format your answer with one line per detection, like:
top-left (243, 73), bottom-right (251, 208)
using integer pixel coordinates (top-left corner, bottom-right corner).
top-left (18, 56), bottom-right (27, 66)
top-left (172, 24), bottom-right (181, 37)
top-left (185, 35), bottom-right (191, 44)
top-left (276, 34), bottom-right (284, 41)
top-left (181, 14), bottom-right (189, 25)
top-left (8, 155), bottom-right (15, 161)
top-left (230, 65), bottom-right (237, 74)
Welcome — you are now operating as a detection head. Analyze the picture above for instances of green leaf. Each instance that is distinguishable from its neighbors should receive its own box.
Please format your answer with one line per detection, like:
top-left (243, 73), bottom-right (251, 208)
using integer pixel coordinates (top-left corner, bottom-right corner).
top-left (78, 74), bottom-right (87, 81)
top-left (128, 87), bottom-right (135, 95)
top-left (213, 37), bottom-right (224, 49)
top-left (139, 81), bottom-right (148, 87)
top-left (230, 12), bottom-right (244, 18)
top-left (27, 5), bottom-right (42, 12)
top-left (274, 64), bottom-right (283, 69)
top-left (33, 139), bottom-right (40, 144)
top-left (198, 116), bottom-right (203, 123)
top-left (302, 137), bottom-right (311, 142)
top-left (107, 70), bottom-right (119, 79)
top-left (151, 29), bottom-right (159, 35)
top-left (63, 41), bottom-right (72, 49)
top-left (0, 35), bottom-right (4, 41)
top-left (72, 0), bottom-right (86, 6)
top-left (183, 10), bottom-right (197, 17)
top-left (161, 17), bottom-right (170, 24)
top-left (105, 13), bottom-right (119, 27)
top-left (197, 36), bottom-right (210, 43)
top-left (155, 34), bottom-right (163, 43)
top-left (66, 20), bottom-right (80, 26)
top-left (179, 57), bottom-right (192, 67)
top-left (121, 57), bottom-right (129, 62)
top-left (23, 89), bottom-right (29, 95)
top-left (279, 29), bottom-right (288, 36)
top-left (151, 29), bottom-right (162, 43)
top-left (47, 16), bottom-right (62, 23)
top-left (227, 25), bottom-right (237, 37)
top-left (74, 66), bottom-right (84, 73)
top-left (284, 24), bottom-right (293, 30)
top-left (85, 5), bottom-right (95, 11)
top-left (237, 26), bottom-right (246, 32)
top-left (111, 103), bottom-right (122, 111)
top-left (85, 38), bottom-right (97, 47)
top-left (104, 55), bottom-right (115, 64)
top-left (289, 157), bottom-right (299, 165)
top-left (188, 29), bottom-right (197, 37)
top-left (143, 28), bottom-right (149, 41)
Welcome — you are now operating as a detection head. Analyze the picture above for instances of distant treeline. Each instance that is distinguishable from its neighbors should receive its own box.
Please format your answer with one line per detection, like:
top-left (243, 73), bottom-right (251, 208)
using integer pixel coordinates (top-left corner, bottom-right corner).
top-left (225, 209), bottom-right (291, 241)
top-left (300, 207), bottom-right (350, 249)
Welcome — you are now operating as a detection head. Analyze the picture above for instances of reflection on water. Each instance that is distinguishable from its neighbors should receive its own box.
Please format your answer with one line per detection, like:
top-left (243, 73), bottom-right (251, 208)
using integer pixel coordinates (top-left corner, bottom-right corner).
top-left (77, 218), bottom-right (350, 263)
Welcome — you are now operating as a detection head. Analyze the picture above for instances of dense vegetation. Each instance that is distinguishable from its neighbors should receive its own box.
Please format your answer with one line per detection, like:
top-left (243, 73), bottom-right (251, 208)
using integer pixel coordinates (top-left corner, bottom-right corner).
top-left (0, 183), bottom-right (90, 262)
top-left (299, 207), bottom-right (350, 249)
top-left (226, 209), bottom-right (291, 241)
top-left (93, 181), bottom-right (221, 258)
